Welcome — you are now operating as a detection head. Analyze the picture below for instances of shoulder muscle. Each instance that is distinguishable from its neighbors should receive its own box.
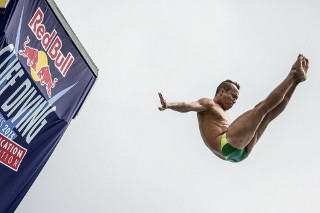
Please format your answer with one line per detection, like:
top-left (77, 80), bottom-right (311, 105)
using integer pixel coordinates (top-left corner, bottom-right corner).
top-left (198, 98), bottom-right (214, 107)
top-left (188, 98), bottom-right (213, 112)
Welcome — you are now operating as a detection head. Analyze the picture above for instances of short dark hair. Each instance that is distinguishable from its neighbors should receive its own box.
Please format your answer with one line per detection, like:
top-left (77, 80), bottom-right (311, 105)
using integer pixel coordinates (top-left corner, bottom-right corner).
top-left (215, 80), bottom-right (240, 96)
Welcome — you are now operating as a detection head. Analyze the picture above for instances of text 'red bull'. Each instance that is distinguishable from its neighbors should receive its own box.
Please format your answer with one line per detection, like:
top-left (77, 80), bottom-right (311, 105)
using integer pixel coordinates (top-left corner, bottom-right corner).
top-left (28, 8), bottom-right (74, 77)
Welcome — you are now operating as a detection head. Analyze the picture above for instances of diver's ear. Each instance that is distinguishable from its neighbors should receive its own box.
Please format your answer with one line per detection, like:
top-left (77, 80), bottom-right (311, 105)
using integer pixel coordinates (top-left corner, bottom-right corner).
top-left (219, 88), bottom-right (225, 95)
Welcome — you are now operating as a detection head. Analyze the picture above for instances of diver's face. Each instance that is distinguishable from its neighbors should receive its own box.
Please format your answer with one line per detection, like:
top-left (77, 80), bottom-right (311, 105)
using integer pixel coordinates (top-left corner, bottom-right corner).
top-left (220, 85), bottom-right (239, 110)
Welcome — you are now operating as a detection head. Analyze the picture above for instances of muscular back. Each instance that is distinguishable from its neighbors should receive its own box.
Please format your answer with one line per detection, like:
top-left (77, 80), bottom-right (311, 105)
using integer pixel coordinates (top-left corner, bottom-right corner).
top-left (197, 99), bottom-right (231, 159)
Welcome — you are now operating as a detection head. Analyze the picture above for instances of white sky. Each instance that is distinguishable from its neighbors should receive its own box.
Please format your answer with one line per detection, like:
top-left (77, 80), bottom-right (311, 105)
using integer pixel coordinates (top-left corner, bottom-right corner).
top-left (16, 0), bottom-right (320, 212)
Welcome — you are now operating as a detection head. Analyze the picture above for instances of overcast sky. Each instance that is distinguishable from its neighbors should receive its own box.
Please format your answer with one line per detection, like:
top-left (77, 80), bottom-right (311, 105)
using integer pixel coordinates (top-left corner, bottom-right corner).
top-left (16, 0), bottom-right (320, 212)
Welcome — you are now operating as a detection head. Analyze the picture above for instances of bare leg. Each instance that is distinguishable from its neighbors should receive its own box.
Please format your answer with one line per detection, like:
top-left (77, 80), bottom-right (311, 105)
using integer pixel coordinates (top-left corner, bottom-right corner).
top-left (226, 54), bottom-right (308, 149)
top-left (246, 83), bottom-right (297, 153)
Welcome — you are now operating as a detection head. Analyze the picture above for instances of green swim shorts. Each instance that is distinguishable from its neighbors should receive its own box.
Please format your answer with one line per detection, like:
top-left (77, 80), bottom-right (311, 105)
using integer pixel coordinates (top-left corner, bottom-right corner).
top-left (220, 133), bottom-right (248, 163)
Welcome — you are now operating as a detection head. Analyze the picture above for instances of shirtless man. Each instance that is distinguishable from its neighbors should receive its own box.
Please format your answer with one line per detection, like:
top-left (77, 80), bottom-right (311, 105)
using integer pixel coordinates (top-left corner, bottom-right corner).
top-left (158, 54), bottom-right (309, 162)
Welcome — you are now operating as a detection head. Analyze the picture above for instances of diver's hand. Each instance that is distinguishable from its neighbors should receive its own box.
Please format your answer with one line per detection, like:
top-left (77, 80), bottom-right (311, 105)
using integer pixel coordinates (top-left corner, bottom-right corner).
top-left (158, 92), bottom-right (167, 111)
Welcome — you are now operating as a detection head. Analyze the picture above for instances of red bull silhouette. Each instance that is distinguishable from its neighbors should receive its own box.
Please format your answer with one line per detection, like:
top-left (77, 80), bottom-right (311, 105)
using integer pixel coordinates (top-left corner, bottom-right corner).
top-left (18, 36), bottom-right (39, 71)
top-left (37, 65), bottom-right (58, 98)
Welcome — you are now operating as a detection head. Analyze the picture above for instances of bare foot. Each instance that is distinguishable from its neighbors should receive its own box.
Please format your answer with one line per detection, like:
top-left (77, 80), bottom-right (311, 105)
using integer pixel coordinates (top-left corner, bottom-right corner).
top-left (291, 54), bottom-right (309, 83)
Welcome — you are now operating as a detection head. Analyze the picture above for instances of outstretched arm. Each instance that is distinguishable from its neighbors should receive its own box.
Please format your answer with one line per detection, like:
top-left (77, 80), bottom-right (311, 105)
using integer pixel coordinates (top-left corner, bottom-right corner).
top-left (158, 92), bottom-right (212, 113)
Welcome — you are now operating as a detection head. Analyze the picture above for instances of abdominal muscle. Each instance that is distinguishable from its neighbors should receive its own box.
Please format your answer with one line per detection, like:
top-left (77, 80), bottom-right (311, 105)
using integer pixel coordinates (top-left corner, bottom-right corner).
top-left (197, 110), bottom-right (231, 160)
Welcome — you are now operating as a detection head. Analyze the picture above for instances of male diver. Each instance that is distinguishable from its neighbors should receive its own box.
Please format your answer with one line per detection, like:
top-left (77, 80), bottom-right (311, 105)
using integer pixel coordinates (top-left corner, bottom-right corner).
top-left (158, 54), bottom-right (309, 162)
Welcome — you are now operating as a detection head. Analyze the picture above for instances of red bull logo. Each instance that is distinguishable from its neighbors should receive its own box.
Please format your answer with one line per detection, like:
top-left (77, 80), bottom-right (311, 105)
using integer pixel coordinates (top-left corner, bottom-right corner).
top-left (17, 7), bottom-right (76, 98)
top-left (18, 37), bottom-right (58, 98)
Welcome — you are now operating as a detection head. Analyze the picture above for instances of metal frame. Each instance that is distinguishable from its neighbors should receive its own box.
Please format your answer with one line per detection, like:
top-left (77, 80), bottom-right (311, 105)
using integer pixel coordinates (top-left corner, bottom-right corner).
top-left (45, 0), bottom-right (99, 77)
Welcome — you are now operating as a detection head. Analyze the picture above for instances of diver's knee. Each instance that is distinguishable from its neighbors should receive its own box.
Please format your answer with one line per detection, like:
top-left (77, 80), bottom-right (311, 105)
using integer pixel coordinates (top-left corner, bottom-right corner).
top-left (254, 101), bottom-right (264, 108)
top-left (254, 100), bottom-right (270, 115)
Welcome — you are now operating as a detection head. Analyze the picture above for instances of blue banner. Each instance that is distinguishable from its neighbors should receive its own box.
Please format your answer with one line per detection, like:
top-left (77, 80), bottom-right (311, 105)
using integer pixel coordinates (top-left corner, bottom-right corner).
top-left (0, 0), bottom-right (97, 212)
